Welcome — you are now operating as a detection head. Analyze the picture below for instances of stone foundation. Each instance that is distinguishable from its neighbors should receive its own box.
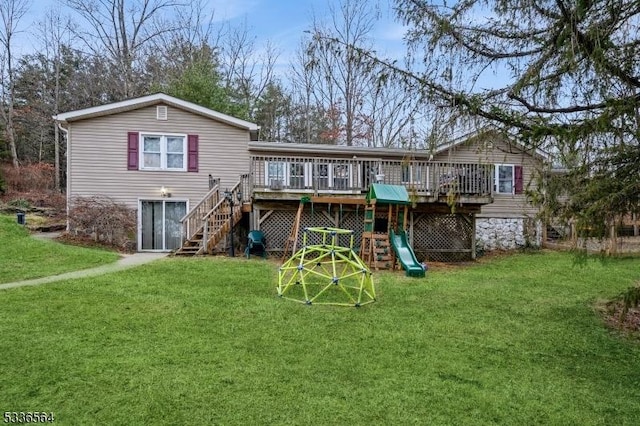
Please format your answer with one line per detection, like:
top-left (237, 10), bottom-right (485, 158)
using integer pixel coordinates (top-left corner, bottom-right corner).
top-left (476, 217), bottom-right (541, 251)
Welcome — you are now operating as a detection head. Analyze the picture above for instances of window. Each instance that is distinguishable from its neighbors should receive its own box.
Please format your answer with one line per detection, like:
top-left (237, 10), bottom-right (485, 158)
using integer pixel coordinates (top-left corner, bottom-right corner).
top-left (290, 163), bottom-right (305, 189)
top-left (267, 161), bottom-right (285, 183)
top-left (402, 164), bottom-right (423, 184)
top-left (333, 164), bottom-right (350, 190)
top-left (495, 164), bottom-right (523, 194)
top-left (315, 163), bottom-right (330, 189)
top-left (140, 133), bottom-right (186, 171)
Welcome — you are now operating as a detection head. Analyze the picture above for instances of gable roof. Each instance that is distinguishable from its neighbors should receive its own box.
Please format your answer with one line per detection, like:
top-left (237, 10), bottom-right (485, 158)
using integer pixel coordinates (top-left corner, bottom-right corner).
top-left (53, 93), bottom-right (259, 131)
top-left (434, 126), bottom-right (549, 160)
top-left (367, 184), bottom-right (410, 205)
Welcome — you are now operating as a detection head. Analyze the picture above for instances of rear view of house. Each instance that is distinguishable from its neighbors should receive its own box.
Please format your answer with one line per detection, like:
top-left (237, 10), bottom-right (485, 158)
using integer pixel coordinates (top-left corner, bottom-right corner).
top-left (55, 93), bottom-right (544, 260)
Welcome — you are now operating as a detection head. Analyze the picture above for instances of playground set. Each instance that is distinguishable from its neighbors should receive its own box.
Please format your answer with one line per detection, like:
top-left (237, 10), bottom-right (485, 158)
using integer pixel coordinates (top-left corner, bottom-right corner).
top-left (277, 227), bottom-right (376, 307)
top-left (279, 184), bottom-right (426, 282)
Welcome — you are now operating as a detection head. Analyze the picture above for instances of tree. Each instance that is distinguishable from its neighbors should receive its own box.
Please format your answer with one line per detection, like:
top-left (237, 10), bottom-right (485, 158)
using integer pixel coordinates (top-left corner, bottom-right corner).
top-left (65, 0), bottom-right (182, 99)
top-left (304, 0), bottom-right (380, 146)
top-left (0, 0), bottom-right (30, 168)
top-left (37, 6), bottom-right (72, 190)
top-left (219, 20), bottom-right (279, 122)
top-left (253, 81), bottom-right (292, 141)
top-left (162, 52), bottom-right (248, 119)
top-left (343, 0), bottom-right (640, 233)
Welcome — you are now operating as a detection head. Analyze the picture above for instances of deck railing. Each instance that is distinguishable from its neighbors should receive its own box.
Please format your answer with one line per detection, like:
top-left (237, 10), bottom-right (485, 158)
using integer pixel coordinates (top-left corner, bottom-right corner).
top-left (249, 156), bottom-right (493, 197)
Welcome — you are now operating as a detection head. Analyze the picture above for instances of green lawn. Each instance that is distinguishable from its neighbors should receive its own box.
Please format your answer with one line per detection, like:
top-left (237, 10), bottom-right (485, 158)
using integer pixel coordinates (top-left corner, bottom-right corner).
top-left (1, 252), bottom-right (639, 425)
top-left (0, 215), bottom-right (120, 283)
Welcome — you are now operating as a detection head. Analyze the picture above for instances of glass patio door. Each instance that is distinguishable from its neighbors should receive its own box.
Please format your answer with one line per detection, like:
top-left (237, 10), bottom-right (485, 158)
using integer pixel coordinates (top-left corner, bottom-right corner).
top-left (141, 200), bottom-right (187, 251)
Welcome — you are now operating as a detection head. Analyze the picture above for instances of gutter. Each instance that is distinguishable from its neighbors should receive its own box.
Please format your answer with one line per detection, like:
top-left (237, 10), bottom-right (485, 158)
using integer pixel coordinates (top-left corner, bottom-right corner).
top-left (55, 120), bottom-right (70, 231)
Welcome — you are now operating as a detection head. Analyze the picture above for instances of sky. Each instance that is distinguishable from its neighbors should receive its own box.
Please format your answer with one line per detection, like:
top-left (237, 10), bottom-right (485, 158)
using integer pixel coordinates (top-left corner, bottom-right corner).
top-left (17, 0), bottom-right (408, 78)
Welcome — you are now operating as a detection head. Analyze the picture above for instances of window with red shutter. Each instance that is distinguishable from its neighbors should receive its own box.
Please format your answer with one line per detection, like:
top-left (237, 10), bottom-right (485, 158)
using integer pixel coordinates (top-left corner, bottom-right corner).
top-left (514, 165), bottom-right (523, 194)
top-left (127, 132), bottom-right (139, 170)
top-left (187, 134), bottom-right (198, 172)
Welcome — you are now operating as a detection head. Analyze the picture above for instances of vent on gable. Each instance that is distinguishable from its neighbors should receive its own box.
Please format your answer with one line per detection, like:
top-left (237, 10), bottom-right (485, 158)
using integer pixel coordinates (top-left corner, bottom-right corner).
top-left (156, 105), bottom-right (168, 120)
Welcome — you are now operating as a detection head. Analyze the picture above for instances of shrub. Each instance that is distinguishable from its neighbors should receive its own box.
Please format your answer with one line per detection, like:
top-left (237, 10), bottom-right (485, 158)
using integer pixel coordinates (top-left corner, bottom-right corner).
top-left (1, 162), bottom-right (56, 193)
top-left (7, 198), bottom-right (31, 210)
top-left (68, 196), bottom-right (136, 247)
top-left (620, 285), bottom-right (640, 322)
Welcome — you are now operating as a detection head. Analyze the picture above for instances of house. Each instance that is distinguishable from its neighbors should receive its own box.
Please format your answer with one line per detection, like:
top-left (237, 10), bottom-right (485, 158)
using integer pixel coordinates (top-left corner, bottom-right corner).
top-left (54, 93), bottom-right (545, 261)
top-left (54, 93), bottom-right (258, 251)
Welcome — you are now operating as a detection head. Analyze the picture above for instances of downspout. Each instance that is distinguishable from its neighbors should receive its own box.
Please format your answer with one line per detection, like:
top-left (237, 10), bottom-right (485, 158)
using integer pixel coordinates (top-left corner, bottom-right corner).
top-left (56, 121), bottom-right (70, 231)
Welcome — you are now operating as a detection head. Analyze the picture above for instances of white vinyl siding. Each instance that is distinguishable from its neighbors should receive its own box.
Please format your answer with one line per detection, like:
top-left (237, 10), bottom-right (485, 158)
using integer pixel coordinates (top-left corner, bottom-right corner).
top-left (431, 136), bottom-right (539, 218)
top-left (67, 105), bottom-right (251, 211)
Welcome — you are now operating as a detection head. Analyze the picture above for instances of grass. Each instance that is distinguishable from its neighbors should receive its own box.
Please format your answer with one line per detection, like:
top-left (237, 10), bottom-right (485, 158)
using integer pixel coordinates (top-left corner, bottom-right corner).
top-left (0, 215), bottom-right (120, 284)
top-left (1, 252), bottom-right (639, 425)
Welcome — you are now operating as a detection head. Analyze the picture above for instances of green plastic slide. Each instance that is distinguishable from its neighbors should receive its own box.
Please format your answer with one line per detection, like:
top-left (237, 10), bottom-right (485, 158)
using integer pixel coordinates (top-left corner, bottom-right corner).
top-left (389, 229), bottom-right (426, 278)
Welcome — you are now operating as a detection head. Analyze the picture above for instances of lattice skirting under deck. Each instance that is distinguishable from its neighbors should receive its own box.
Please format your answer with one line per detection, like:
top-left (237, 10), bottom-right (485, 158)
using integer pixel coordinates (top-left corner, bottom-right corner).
top-left (258, 207), bottom-right (474, 262)
top-left (412, 213), bottom-right (474, 262)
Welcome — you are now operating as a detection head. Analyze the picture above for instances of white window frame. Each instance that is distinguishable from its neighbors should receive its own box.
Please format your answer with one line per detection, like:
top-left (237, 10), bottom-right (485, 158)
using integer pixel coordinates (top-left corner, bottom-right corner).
top-left (401, 164), bottom-right (425, 185)
top-left (495, 164), bottom-right (515, 194)
top-left (139, 132), bottom-right (187, 171)
top-left (265, 161), bottom-right (287, 187)
top-left (289, 162), bottom-right (307, 189)
top-left (313, 162), bottom-right (353, 191)
top-left (137, 198), bottom-right (189, 252)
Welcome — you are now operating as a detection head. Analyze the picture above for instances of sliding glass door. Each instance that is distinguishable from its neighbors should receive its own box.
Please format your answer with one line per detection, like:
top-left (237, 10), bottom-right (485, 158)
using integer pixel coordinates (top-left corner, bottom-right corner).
top-left (140, 200), bottom-right (187, 251)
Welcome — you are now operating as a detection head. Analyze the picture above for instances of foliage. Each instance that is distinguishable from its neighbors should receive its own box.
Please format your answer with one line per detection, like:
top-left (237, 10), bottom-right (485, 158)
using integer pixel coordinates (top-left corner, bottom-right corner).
top-left (6, 198), bottom-right (30, 210)
top-left (68, 196), bottom-right (136, 247)
top-left (346, 0), bottom-right (640, 226)
top-left (0, 162), bottom-right (55, 193)
top-left (620, 285), bottom-right (640, 322)
top-left (0, 252), bottom-right (639, 423)
top-left (296, 0), bottom-right (422, 147)
top-left (162, 56), bottom-right (248, 120)
top-left (0, 214), bottom-right (119, 283)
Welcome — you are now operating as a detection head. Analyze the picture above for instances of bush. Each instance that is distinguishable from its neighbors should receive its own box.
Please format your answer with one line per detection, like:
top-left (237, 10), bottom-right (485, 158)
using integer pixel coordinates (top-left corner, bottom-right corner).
top-left (7, 198), bottom-right (31, 210)
top-left (68, 196), bottom-right (136, 247)
top-left (1, 162), bottom-right (56, 193)
top-left (620, 285), bottom-right (640, 321)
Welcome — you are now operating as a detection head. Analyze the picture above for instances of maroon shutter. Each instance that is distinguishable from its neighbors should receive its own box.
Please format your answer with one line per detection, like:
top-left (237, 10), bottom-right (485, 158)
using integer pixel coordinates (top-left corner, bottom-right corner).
top-left (127, 132), bottom-right (139, 170)
top-left (514, 165), bottom-right (523, 194)
top-left (187, 134), bottom-right (198, 172)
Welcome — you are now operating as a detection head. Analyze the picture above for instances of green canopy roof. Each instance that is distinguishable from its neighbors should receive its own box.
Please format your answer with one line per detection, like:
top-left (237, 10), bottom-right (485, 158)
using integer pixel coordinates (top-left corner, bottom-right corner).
top-left (367, 183), bottom-right (410, 205)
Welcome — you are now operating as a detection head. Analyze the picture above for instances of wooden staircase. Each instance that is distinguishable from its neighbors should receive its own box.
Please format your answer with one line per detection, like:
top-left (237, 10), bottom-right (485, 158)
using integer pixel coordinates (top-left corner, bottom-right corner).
top-left (174, 178), bottom-right (246, 256)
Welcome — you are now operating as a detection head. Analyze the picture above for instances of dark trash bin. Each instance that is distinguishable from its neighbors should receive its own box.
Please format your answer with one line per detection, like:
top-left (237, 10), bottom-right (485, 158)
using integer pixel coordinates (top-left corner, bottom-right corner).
top-left (16, 211), bottom-right (26, 225)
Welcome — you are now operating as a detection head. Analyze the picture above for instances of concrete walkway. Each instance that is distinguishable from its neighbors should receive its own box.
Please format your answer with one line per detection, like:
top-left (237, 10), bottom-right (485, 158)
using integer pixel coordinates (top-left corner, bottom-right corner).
top-left (0, 252), bottom-right (167, 291)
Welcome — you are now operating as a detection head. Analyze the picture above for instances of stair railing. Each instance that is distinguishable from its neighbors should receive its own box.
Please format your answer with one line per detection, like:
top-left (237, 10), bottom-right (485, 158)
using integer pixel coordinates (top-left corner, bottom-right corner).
top-left (200, 178), bottom-right (244, 254)
top-left (180, 178), bottom-right (220, 246)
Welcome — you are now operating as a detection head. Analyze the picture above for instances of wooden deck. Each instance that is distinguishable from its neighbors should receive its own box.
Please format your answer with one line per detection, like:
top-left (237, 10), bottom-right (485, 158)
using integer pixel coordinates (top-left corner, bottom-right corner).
top-left (249, 155), bottom-right (493, 205)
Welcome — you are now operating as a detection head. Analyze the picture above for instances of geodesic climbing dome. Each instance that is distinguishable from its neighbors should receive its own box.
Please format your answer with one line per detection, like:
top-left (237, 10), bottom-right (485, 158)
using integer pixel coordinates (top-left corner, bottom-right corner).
top-left (277, 227), bottom-right (376, 307)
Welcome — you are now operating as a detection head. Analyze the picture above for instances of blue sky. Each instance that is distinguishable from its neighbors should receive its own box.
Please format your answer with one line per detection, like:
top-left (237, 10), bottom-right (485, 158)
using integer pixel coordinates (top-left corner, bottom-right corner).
top-left (18, 0), bottom-right (407, 75)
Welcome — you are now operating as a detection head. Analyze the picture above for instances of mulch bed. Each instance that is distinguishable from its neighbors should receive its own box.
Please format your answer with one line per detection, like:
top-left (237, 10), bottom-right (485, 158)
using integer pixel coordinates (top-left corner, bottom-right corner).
top-left (599, 301), bottom-right (640, 338)
top-left (55, 232), bottom-right (136, 254)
